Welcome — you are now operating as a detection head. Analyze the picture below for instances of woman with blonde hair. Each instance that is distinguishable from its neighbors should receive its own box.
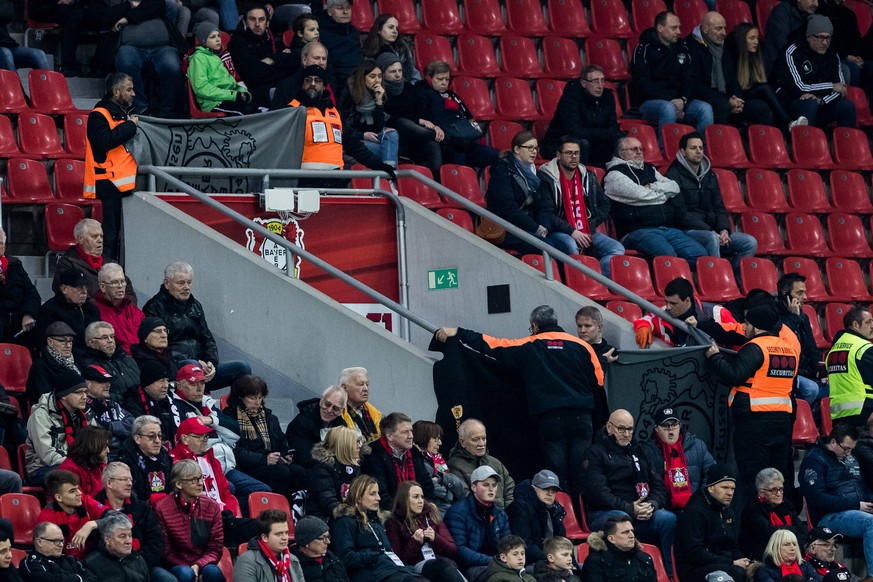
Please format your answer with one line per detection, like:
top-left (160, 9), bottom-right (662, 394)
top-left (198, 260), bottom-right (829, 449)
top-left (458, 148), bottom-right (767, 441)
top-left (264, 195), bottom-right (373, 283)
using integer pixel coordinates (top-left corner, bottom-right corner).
top-left (754, 529), bottom-right (817, 582)
top-left (305, 426), bottom-right (368, 520)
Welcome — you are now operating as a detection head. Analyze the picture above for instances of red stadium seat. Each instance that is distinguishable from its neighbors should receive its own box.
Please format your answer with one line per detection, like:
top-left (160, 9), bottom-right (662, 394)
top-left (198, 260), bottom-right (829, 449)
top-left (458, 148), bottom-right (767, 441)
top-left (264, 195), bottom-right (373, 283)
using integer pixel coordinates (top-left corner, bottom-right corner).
top-left (218, 548), bottom-right (234, 580)
top-left (456, 34), bottom-right (499, 77)
top-left (54, 159), bottom-right (87, 202)
top-left (610, 255), bottom-right (658, 301)
top-left (748, 124), bottom-right (794, 169)
top-left (828, 213), bottom-right (873, 257)
top-left (576, 543), bottom-right (590, 563)
top-left (6, 158), bottom-right (54, 203)
top-left (756, 0), bottom-right (780, 34)
top-left (182, 56), bottom-right (225, 119)
top-left (542, 37), bottom-right (582, 79)
top-left (825, 257), bottom-right (873, 302)
top-left (673, 0), bottom-right (707, 36)
top-left (740, 211), bottom-right (789, 255)
top-left (506, 0), bottom-right (550, 36)
top-left (0, 116), bottom-right (20, 158)
top-left (421, 0), bottom-right (464, 34)
top-left (548, 0), bottom-right (592, 36)
top-left (606, 300), bottom-right (644, 322)
top-left (739, 257), bottom-right (778, 294)
top-left (846, 0), bottom-right (872, 34)
top-left (45, 203), bottom-right (85, 258)
top-left (28, 70), bottom-right (79, 115)
top-left (660, 123), bottom-right (694, 162)
top-left (652, 256), bottom-right (692, 296)
top-left (847, 86), bottom-right (873, 126)
top-left (494, 78), bottom-right (539, 121)
top-left (584, 38), bottom-right (630, 81)
top-left (717, 0), bottom-right (753, 31)
top-left (783, 257), bottom-right (830, 302)
top-left (398, 166), bottom-right (446, 209)
top-left (451, 76), bottom-right (498, 120)
top-left (555, 491), bottom-right (589, 541)
top-left (436, 208), bottom-right (475, 232)
top-left (745, 169), bottom-right (790, 213)
top-left (640, 543), bottom-right (671, 582)
top-left (590, 0), bottom-right (635, 37)
top-left (785, 213), bottom-right (832, 257)
top-left (825, 303), bottom-right (853, 342)
top-left (0, 70), bottom-right (29, 115)
top-left (488, 120), bottom-right (525, 151)
top-left (441, 164), bottom-right (486, 206)
top-left (696, 257), bottom-right (742, 302)
top-left (377, 0), bottom-right (421, 32)
top-left (830, 170), bottom-right (873, 213)
top-left (414, 34), bottom-right (457, 74)
top-left (792, 399), bottom-right (818, 446)
top-left (499, 35), bottom-right (544, 78)
top-left (248, 492), bottom-right (295, 537)
top-left (0, 344), bottom-right (31, 394)
top-left (0, 493), bottom-right (42, 546)
top-left (803, 303), bottom-right (829, 349)
top-left (787, 169), bottom-right (831, 213)
top-left (564, 255), bottom-right (618, 301)
top-left (522, 254), bottom-right (563, 282)
top-left (820, 395), bottom-right (833, 434)
top-left (535, 79), bottom-right (567, 119)
top-left (632, 0), bottom-right (667, 33)
top-left (531, 119), bottom-right (550, 141)
top-left (351, 0), bottom-right (375, 31)
top-left (62, 111), bottom-right (88, 159)
top-left (464, 0), bottom-right (506, 35)
top-left (833, 127), bottom-right (873, 171)
top-left (790, 126), bottom-right (835, 169)
top-left (621, 122), bottom-right (665, 165)
top-left (713, 168), bottom-right (749, 213)
top-left (705, 124), bottom-right (752, 168)
top-left (18, 112), bottom-right (66, 159)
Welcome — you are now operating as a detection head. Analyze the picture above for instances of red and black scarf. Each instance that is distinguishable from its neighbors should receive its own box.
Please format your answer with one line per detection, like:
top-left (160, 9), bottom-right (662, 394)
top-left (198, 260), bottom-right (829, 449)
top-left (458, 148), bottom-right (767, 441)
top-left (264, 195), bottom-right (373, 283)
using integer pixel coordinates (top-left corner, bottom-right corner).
top-left (655, 438), bottom-right (692, 509)
top-left (763, 500), bottom-right (793, 527)
top-left (780, 562), bottom-right (802, 578)
top-left (559, 169), bottom-right (590, 234)
top-left (350, 406), bottom-right (378, 442)
top-left (378, 437), bottom-right (415, 485)
top-left (58, 399), bottom-right (88, 446)
top-left (258, 539), bottom-right (294, 582)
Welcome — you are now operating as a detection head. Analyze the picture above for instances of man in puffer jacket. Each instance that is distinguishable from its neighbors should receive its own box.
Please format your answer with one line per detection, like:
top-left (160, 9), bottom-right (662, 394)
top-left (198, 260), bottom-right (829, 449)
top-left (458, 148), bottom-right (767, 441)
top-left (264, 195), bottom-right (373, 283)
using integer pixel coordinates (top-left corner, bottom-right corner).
top-left (580, 516), bottom-right (657, 582)
top-left (506, 471), bottom-right (567, 564)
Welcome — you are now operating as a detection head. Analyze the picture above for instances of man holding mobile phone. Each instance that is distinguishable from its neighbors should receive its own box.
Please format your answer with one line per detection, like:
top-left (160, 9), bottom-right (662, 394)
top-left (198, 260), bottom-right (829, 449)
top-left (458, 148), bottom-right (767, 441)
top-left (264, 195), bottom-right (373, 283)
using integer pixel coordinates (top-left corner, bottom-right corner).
top-left (776, 273), bottom-right (823, 406)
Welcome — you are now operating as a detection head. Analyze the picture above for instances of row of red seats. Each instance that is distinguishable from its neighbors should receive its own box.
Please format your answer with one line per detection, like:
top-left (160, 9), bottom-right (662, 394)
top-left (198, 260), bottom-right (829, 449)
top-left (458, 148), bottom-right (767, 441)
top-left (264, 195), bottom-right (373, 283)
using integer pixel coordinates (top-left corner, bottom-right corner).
top-left (0, 70), bottom-right (83, 116)
top-left (0, 112), bottom-right (87, 160)
top-left (2, 158), bottom-right (91, 205)
top-left (740, 211), bottom-right (873, 259)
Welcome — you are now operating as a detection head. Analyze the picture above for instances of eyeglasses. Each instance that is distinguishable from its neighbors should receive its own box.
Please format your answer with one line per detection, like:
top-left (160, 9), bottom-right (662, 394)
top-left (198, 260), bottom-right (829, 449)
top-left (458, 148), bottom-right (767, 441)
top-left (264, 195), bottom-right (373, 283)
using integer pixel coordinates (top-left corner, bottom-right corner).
top-left (560, 150), bottom-right (581, 157)
top-left (608, 421), bottom-right (634, 434)
top-left (320, 401), bottom-right (344, 414)
top-left (517, 144), bottom-right (539, 152)
top-left (315, 534), bottom-right (331, 542)
top-left (762, 486), bottom-right (784, 494)
top-left (49, 337), bottom-right (74, 345)
top-left (838, 442), bottom-right (854, 454)
top-left (138, 432), bottom-right (163, 441)
top-left (70, 388), bottom-right (88, 396)
top-left (181, 476), bottom-right (205, 483)
top-left (582, 77), bottom-right (606, 85)
top-left (94, 335), bottom-right (115, 341)
top-left (38, 537), bottom-right (65, 545)
top-left (110, 477), bottom-right (134, 483)
top-left (102, 280), bottom-right (126, 288)
top-left (185, 434), bottom-right (210, 441)
top-left (659, 422), bottom-right (680, 430)
top-left (811, 34), bottom-right (832, 42)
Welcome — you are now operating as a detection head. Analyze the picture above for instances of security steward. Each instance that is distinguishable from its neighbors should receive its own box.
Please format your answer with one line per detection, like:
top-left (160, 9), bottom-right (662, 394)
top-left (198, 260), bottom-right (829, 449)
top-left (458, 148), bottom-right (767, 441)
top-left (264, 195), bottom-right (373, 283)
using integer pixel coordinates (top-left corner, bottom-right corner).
top-left (826, 306), bottom-right (873, 427)
top-left (84, 73), bottom-right (139, 261)
top-left (705, 304), bottom-right (798, 505)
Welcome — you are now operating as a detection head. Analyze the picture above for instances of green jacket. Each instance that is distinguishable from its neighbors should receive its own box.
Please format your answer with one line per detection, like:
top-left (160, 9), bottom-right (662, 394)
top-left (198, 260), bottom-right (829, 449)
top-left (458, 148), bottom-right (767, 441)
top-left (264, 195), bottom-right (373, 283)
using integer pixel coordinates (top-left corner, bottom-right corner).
top-left (485, 556), bottom-right (537, 582)
top-left (446, 442), bottom-right (516, 508)
top-left (187, 46), bottom-right (248, 112)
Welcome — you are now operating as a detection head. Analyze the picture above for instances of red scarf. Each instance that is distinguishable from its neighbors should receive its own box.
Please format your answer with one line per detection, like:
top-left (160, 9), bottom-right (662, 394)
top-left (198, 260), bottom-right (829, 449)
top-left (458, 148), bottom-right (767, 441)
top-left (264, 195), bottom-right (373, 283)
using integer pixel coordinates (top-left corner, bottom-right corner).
top-left (780, 562), bottom-right (802, 577)
top-left (559, 169), bottom-right (590, 234)
top-left (762, 500), bottom-right (793, 527)
top-left (0, 256), bottom-right (7, 284)
top-left (58, 399), bottom-right (88, 446)
top-left (76, 245), bottom-right (103, 270)
top-left (655, 438), bottom-right (692, 509)
top-left (378, 437), bottom-right (415, 485)
top-left (258, 539), bottom-right (293, 582)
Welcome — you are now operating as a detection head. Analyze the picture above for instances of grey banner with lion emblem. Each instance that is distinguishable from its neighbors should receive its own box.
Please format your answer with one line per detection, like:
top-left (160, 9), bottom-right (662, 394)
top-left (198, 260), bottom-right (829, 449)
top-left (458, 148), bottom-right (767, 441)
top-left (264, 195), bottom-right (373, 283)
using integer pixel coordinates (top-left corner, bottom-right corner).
top-left (130, 108), bottom-right (306, 193)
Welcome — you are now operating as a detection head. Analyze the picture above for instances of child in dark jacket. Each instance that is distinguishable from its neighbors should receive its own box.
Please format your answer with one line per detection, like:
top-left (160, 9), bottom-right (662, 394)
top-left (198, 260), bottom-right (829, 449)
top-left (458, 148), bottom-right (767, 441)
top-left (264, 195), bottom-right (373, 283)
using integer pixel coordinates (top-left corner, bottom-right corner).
top-left (486, 536), bottom-right (537, 582)
top-left (531, 537), bottom-right (580, 582)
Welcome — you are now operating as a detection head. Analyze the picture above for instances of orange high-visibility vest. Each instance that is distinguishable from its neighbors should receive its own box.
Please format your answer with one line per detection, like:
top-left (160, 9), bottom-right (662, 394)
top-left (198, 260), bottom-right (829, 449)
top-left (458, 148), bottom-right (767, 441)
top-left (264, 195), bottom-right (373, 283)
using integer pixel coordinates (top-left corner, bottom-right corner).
top-left (83, 108), bottom-right (137, 199)
top-left (728, 335), bottom-right (797, 413)
top-left (290, 99), bottom-right (343, 168)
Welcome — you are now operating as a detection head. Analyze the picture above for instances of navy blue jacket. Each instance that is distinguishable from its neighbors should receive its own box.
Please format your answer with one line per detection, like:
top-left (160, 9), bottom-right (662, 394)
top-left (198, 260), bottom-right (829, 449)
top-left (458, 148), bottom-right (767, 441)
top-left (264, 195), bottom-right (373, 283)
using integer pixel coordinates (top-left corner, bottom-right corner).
top-left (506, 480), bottom-right (566, 563)
top-left (444, 493), bottom-right (511, 567)
top-left (799, 438), bottom-right (873, 524)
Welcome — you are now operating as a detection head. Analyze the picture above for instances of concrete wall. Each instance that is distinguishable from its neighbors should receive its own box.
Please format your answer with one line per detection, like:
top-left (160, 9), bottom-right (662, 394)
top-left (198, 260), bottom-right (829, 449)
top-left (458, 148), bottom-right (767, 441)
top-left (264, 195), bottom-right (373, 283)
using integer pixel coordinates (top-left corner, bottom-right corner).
top-left (123, 193), bottom-right (437, 423)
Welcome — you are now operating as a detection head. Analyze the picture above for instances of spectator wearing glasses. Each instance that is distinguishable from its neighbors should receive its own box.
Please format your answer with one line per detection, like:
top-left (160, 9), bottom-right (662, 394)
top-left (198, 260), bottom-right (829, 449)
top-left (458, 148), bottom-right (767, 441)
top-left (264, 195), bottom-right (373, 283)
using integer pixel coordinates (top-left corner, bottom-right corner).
top-left (20, 522), bottom-right (96, 582)
top-left (290, 516), bottom-right (348, 582)
top-left (36, 269), bottom-right (101, 360)
top-left (316, 0), bottom-right (364, 93)
top-left (94, 263), bottom-right (144, 356)
top-left (79, 322), bottom-right (141, 400)
top-left (285, 385), bottom-right (348, 468)
top-left (36, 469), bottom-right (110, 560)
top-left (739, 468), bottom-right (802, 561)
top-left (27, 322), bottom-right (80, 406)
top-left (803, 527), bottom-right (856, 580)
top-left (115, 415), bottom-right (174, 504)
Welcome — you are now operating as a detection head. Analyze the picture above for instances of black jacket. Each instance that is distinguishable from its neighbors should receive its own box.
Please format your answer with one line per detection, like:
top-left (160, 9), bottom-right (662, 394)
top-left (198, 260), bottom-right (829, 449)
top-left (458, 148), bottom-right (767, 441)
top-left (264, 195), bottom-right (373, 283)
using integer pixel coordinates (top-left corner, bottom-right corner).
top-left (227, 25), bottom-right (297, 90)
top-left (853, 434), bottom-right (873, 487)
top-left (505, 480), bottom-right (567, 563)
top-left (285, 398), bottom-right (346, 469)
top-left (542, 83), bottom-right (619, 156)
top-left (304, 442), bottom-right (363, 520)
top-left (630, 28), bottom-right (696, 105)
top-left (94, 491), bottom-right (165, 569)
top-left (800, 437), bottom-right (873, 524)
top-left (684, 30), bottom-right (740, 103)
top-left (83, 546), bottom-right (149, 582)
top-left (774, 41), bottom-right (844, 104)
top-left (665, 153), bottom-right (731, 233)
top-left (142, 286), bottom-right (219, 366)
top-left (78, 345), bottom-right (141, 401)
top-left (778, 303), bottom-right (819, 378)
top-left (19, 550), bottom-right (96, 582)
top-left (120, 385), bottom-right (178, 444)
top-left (739, 496), bottom-right (803, 560)
top-left (290, 546), bottom-right (350, 582)
top-left (35, 294), bottom-right (101, 360)
top-left (222, 403), bottom-right (288, 472)
top-left (538, 158), bottom-right (611, 233)
top-left (818, 0), bottom-right (862, 59)
top-left (338, 84), bottom-right (389, 140)
top-left (486, 156), bottom-right (568, 236)
top-left (581, 428), bottom-right (668, 516)
top-left (763, 0), bottom-right (810, 74)
top-left (0, 256), bottom-right (40, 342)
top-left (316, 11), bottom-right (364, 83)
top-left (114, 436), bottom-right (173, 503)
top-left (675, 488), bottom-right (742, 581)
top-left (331, 508), bottom-right (415, 582)
top-left (130, 342), bottom-right (177, 382)
top-left (754, 556), bottom-right (819, 582)
top-left (382, 81), bottom-right (421, 121)
top-left (85, 97), bottom-right (138, 199)
top-left (52, 248), bottom-right (137, 304)
top-left (361, 439), bottom-right (436, 510)
top-left (579, 532), bottom-right (657, 582)
top-left (26, 352), bottom-right (77, 405)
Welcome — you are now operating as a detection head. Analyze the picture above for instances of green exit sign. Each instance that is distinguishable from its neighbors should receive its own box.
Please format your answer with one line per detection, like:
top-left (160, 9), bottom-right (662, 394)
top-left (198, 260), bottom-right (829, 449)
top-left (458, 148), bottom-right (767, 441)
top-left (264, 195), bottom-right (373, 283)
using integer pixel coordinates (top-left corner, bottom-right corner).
top-left (428, 268), bottom-right (459, 290)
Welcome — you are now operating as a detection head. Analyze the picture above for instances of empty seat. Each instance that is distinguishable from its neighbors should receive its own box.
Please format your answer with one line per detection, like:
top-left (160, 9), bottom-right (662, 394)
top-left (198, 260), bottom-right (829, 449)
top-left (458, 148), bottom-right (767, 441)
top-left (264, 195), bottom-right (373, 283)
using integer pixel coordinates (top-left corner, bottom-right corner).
top-left (456, 34), bottom-right (499, 77)
top-left (846, 85), bottom-right (873, 126)
top-left (660, 123), bottom-right (695, 162)
top-left (745, 168), bottom-right (790, 212)
top-left (464, 0), bottom-right (506, 35)
top-left (609, 255), bottom-right (658, 301)
top-left (584, 38), bottom-right (630, 81)
top-left (606, 300), bottom-right (643, 322)
top-left (756, 0), bottom-right (780, 34)
top-left (651, 256), bottom-right (692, 296)
top-left (351, 0), bottom-right (375, 31)
top-left (555, 491), bottom-right (590, 541)
top-left (0, 344), bottom-right (32, 394)
top-left (621, 122), bottom-right (665, 165)
top-left (673, 0), bottom-right (707, 35)
top-left (18, 112), bottom-right (67, 159)
top-left (825, 303), bottom-right (853, 342)
top-left (54, 159), bottom-right (87, 201)
top-left (488, 120), bottom-right (525, 151)
top-left (542, 37), bottom-right (582, 79)
top-left (830, 170), bottom-right (873, 213)
top-left (441, 164), bottom-right (486, 206)
top-left (748, 124), bottom-right (794, 169)
top-left (499, 35), bottom-right (544, 78)
top-left (787, 169), bottom-right (831, 213)
top-left (590, 0), bottom-right (635, 37)
top-left (547, 0), bottom-right (591, 36)
top-left (0, 70), bottom-right (29, 115)
top-left (6, 158), bottom-right (54, 203)
top-left (717, 0), bottom-right (753, 31)
top-left (833, 127), bottom-right (873, 170)
top-left (451, 76), bottom-right (498, 120)
top-left (804, 303), bottom-right (829, 349)
top-left (713, 168), bottom-right (748, 213)
top-left (697, 257), bottom-right (742, 302)
top-left (494, 78), bottom-right (539, 121)
top-left (705, 124), bottom-right (752, 168)
top-left (738, 257), bottom-right (778, 294)
top-left (792, 399), bottom-right (818, 446)
top-left (564, 255), bottom-right (618, 301)
top-left (62, 111), bottom-right (88, 159)
top-left (377, 0), bottom-right (421, 32)
top-left (782, 257), bottom-right (830, 302)
top-left (414, 34), bottom-right (457, 74)
top-left (45, 202), bottom-right (84, 256)
top-left (397, 165), bottom-right (446, 209)
top-left (827, 213), bottom-right (873, 257)
top-left (436, 208), bottom-right (475, 232)
top-left (785, 212), bottom-right (832, 257)
top-left (522, 254), bottom-right (563, 282)
top-left (0, 116), bottom-right (20, 158)
top-left (506, 0), bottom-right (550, 36)
top-left (28, 70), bottom-right (79, 115)
top-left (535, 79), bottom-right (567, 119)
top-left (632, 0), bottom-right (667, 32)
top-left (421, 0), bottom-right (463, 34)
top-left (740, 211), bottom-right (789, 255)
top-left (825, 257), bottom-right (873, 302)
top-left (0, 493), bottom-right (41, 546)
top-left (790, 125), bottom-right (835, 169)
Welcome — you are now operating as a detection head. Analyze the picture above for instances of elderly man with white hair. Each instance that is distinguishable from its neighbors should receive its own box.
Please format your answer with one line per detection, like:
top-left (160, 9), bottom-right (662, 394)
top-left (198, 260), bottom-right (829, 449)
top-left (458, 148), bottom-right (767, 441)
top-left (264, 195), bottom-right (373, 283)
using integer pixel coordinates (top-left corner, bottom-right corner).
top-left (79, 321), bottom-right (141, 398)
top-left (83, 513), bottom-right (149, 582)
top-left (285, 384), bottom-right (349, 468)
top-left (338, 366), bottom-right (382, 443)
top-left (94, 263), bottom-right (143, 355)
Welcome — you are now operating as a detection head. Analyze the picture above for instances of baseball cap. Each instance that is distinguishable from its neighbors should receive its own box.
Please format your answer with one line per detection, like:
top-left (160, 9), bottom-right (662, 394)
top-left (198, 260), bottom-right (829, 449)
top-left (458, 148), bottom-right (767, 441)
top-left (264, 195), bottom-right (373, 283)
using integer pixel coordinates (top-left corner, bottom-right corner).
top-left (809, 527), bottom-right (843, 543)
top-left (654, 407), bottom-right (680, 426)
top-left (470, 465), bottom-right (500, 485)
top-left (177, 417), bottom-right (213, 437)
top-left (531, 470), bottom-right (562, 490)
top-left (706, 571), bottom-right (734, 582)
top-left (176, 364), bottom-right (205, 383)
top-left (81, 364), bottom-right (114, 382)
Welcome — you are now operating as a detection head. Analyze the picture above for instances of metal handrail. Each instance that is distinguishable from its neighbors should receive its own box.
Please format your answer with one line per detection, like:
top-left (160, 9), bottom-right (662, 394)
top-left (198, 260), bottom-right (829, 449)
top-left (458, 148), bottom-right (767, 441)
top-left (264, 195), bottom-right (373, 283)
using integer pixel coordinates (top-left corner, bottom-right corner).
top-left (138, 165), bottom-right (437, 339)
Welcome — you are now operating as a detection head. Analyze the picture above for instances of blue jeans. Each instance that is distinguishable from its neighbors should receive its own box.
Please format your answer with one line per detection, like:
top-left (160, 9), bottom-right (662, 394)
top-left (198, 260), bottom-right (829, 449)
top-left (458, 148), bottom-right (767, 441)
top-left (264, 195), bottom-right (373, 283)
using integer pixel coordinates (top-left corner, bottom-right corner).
top-left (686, 230), bottom-right (758, 269)
top-left (226, 468), bottom-right (270, 514)
top-left (592, 231), bottom-right (625, 278)
top-left (589, 509), bottom-right (676, 577)
top-left (796, 375), bottom-right (821, 405)
top-left (115, 45), bottom-right (183, 117)
top-left (788, 97), bottom-right (857, 129)
top-left (180, 359), bottom-right (252, 391)
top-left (640, 99), bottom-right (714, 135)
top-left (0, 46), bottom-right (50, 71)
top-left (361, 129), bottom-right (399, 167)
top-left (170, 564), bottom-right (225, 582)
top-left (621, 227), bottom-right (708, 263)
top-left (152, 567), bottom-right (178, 582)
top-left (819, 511), bottom-right (873, 566)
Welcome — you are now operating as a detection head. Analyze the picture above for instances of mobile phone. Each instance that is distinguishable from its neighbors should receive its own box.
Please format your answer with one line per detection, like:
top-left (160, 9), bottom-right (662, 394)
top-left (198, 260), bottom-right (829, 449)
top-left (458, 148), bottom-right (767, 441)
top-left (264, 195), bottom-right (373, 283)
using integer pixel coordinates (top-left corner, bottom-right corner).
top-left (284, 449), bottom-right (296, 457)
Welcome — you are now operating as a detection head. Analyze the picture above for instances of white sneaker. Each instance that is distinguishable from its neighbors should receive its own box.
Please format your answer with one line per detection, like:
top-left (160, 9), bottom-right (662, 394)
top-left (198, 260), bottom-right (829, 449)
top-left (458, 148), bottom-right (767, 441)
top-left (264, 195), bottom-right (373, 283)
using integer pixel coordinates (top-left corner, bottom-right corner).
top-left (788, 116), bottom-right (809, 130)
